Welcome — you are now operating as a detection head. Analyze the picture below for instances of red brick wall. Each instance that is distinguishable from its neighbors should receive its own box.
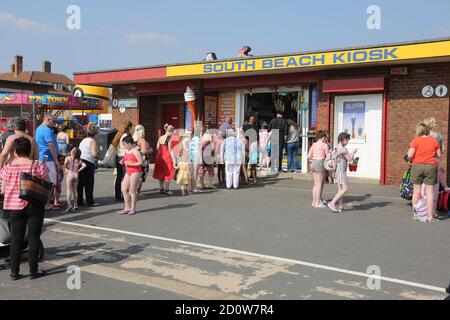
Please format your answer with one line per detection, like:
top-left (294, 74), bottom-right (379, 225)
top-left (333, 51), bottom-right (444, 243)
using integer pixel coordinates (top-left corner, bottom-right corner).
top-left (111, 107), bottom-right (138, 131)
top-left (111, 85), bottom-right (139, 131)
top-left (139, 95), bottom-right (161, 162)
top-left (387, 63), bottom-right (450, 185)
top-left (317, 63), bottom-right (450, 185)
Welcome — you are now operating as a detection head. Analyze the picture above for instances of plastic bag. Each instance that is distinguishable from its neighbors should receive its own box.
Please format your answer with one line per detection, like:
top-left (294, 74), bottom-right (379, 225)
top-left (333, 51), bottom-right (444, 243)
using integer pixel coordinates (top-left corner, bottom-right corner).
top-left (101, 144), bottom-right (117, 168)
top-left (413, 195), bottom-right (428, 223)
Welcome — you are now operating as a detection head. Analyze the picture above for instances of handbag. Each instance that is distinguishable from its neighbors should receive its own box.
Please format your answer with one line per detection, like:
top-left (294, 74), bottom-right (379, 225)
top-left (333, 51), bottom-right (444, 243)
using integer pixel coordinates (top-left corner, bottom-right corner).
top-left (19, 161), bottom-right (54, 205)
top-left (400, 168), bottom-right (413, 200)
top-left (324, 148), bottom-right (338, 172)
top-left (0, 192), bottom-right (7, 220)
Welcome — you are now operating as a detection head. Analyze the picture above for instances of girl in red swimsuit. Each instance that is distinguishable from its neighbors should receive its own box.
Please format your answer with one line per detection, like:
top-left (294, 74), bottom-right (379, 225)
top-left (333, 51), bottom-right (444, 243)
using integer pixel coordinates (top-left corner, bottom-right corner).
top-left (119, 135), bottom-right (143, 216)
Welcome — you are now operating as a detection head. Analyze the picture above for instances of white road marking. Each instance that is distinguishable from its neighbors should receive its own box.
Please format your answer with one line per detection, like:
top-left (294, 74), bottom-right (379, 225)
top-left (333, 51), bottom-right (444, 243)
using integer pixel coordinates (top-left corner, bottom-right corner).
top-left (44, 218), bottom-right (447, 294)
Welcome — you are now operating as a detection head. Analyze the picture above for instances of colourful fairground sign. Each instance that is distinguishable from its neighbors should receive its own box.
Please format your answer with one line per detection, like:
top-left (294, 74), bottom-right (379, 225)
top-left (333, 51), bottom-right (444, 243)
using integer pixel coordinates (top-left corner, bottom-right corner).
top-left (0, 93), bottom-right (101, 109)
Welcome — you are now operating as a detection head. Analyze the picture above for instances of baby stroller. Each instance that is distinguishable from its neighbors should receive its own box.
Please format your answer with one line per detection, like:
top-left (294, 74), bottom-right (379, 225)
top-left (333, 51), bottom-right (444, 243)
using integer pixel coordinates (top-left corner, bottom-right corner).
top-left (0, 194), bottom-right (45, 266)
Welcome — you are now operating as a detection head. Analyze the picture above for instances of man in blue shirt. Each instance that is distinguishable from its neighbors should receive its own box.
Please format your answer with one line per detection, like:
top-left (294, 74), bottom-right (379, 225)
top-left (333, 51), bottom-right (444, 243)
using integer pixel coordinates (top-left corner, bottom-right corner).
top-left (35, 114), bottom-right (60, 185)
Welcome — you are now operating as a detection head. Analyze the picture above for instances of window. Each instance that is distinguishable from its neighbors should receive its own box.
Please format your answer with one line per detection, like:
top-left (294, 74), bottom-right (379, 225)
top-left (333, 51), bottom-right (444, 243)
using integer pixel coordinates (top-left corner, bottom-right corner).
top-left (53, 83), bottom-right (63, 91)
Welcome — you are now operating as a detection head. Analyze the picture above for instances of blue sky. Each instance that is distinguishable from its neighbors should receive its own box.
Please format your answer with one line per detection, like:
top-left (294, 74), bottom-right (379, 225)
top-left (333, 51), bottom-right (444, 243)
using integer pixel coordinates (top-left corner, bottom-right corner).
top-left (0, 0), bottom-right (449, 78)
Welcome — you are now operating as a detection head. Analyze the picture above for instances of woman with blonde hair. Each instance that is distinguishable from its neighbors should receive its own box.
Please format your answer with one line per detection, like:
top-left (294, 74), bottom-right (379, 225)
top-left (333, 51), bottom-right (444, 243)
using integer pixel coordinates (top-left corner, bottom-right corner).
top-left (133, 124), bottom-right (152, 194)
top-left (423, 117), bottom-right (446, 215)
top-left (407, 122), bottom-right (440, 222)
top-left (153, 124), bottom-right (175, 194)
top-left (112, 121), bottom-right (133, 201)
top-left (57, 124), bottom-right (70, 155)
top-left (77, 123), bottom-right (100, 207)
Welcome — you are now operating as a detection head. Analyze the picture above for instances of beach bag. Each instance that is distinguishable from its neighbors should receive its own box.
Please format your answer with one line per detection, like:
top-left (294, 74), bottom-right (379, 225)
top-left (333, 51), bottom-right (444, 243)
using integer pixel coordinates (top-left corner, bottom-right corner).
top-left (413, 194), bottom-right (428, 222)
top-left (324, 148), bottom-right (338, 172)
top-left (437, 190), bottom-right (450, 212)
top-left (19, 161), bottom-right (54, 206)
top-left (400, 168), bottom-right (413, 200)
top-left (102, 144), bottom-right (117, 168)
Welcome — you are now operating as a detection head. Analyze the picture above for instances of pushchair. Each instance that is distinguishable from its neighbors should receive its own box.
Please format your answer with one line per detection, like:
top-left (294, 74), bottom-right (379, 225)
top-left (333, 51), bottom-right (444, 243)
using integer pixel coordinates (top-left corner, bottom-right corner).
top-left (0, 194), bottom-right (45, 266)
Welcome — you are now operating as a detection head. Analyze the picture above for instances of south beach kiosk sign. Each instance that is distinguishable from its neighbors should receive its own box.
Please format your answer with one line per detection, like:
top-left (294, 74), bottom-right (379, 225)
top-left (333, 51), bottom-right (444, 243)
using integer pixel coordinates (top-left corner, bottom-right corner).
top-left (166, 40), bottom-right (450, 77)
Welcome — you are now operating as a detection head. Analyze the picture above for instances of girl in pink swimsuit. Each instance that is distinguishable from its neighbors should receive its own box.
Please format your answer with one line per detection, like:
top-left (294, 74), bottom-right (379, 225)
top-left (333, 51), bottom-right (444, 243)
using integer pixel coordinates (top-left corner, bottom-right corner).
top-left (119, 135), bottom-right (143, 216)
top-left (64, 147), bottom-right (87, 212)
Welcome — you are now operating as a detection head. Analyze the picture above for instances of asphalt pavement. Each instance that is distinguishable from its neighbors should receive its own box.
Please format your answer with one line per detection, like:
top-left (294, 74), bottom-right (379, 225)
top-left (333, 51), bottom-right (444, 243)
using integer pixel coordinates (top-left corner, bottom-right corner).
top-left (1, 168), bottom-right (449, 300)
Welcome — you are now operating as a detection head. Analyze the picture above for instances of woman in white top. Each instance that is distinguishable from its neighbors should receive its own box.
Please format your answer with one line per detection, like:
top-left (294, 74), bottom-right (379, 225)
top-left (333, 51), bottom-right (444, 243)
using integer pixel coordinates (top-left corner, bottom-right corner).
top-left (423, 117), bottom-right (447, 216)
top-left (77, 123), bottom-right (99, 207)
top-left (112, 121), bottom-right (133, 201)
top-left (132, 124), bottom-right (152, 194)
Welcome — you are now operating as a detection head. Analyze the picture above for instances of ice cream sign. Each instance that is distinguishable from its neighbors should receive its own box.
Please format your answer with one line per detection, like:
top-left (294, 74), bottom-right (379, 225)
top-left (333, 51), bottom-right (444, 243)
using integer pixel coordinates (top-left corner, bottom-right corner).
top-left (166, 40), bottom-right (450, 77)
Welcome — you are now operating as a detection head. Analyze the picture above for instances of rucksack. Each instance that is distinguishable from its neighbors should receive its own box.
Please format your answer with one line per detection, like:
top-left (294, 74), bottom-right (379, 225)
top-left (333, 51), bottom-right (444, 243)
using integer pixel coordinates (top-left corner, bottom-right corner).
top-left (400, 168), bottom-right (413, 200)
top-left (324, 148), bottom-right (338, 172)
top-left (437, 190), bottom-right (450, 212)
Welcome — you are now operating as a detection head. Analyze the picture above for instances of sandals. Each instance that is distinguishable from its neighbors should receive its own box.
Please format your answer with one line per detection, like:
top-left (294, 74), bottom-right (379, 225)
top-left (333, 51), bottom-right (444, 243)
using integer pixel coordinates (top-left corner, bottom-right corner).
top-left (327, 203), bottom-right (340, 214)
top-left (65, 206), bottom-right (73, 213)
top-left (118, 209), bottom-right (130, 215)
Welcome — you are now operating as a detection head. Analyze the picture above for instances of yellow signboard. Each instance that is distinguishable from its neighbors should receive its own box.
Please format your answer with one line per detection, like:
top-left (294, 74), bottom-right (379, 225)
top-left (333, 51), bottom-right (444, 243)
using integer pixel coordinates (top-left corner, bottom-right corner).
top-left (167, 40), bottom-right (450, 77)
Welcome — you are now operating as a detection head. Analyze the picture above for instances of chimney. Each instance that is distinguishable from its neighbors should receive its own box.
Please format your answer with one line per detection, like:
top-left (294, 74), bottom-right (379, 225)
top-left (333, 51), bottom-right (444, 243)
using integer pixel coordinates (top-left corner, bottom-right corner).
top-left (11, 64), bottom-right (15, 73)
top-left (43, 60), bottom-right (51, 73)
top-left (14, 55), bottom-right (23, 77)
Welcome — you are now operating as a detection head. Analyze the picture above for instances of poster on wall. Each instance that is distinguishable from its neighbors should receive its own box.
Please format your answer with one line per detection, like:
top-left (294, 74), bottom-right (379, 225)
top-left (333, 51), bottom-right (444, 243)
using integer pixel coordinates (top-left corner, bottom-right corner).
top-left (204, 96), bottom-right (218, 127)
top-left (218, 92), bottom-right (236, 127)
top-left (343, 101), bottom-right (365, 141)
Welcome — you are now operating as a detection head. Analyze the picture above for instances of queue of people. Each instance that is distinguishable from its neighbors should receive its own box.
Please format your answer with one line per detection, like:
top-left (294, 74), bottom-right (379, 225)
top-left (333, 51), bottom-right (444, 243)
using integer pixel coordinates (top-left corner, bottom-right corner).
top-left (0, 111), bottom-right (447, 281)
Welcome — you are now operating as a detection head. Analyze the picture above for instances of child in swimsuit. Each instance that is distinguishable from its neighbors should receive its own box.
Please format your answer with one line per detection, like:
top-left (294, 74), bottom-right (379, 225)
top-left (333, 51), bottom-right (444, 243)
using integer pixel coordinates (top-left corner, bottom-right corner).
top-left (64, 147), bottom-right (87, 212)
top-left (119, 135), bottom-right (143, 216)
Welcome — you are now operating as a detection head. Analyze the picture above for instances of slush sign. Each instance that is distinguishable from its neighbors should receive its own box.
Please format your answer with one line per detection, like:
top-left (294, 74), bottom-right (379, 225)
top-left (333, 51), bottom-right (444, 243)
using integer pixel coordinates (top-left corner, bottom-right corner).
top-left (203, 48), bottom-right (399, 74)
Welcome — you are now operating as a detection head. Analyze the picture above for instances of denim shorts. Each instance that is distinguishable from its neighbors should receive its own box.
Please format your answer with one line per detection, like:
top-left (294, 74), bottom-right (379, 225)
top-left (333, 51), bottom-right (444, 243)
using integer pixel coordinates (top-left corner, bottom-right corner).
top-left (311, 159), bottom-right (326, 173)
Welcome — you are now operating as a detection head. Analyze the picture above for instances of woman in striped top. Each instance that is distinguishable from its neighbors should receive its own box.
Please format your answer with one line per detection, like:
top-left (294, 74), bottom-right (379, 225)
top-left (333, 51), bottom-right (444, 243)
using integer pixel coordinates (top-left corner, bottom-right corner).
top-left (0, 137), bottom-right (49, 280)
